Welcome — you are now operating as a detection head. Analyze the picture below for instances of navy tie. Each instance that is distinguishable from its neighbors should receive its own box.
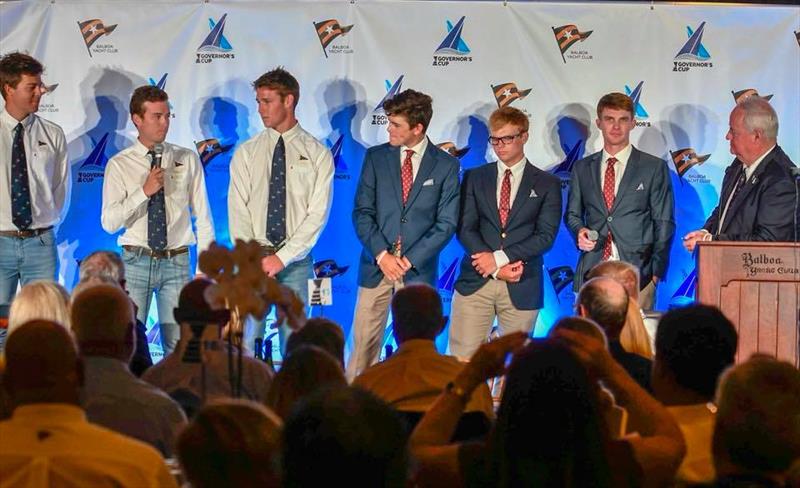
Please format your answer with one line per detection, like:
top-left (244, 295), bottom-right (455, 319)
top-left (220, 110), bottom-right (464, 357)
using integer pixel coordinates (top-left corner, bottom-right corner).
top-left (11, 123), bottom-right (33, 230)
top-left (266, 136), bottom-right (286, 245)
top-left (147, 150), bottom-right (168, 251)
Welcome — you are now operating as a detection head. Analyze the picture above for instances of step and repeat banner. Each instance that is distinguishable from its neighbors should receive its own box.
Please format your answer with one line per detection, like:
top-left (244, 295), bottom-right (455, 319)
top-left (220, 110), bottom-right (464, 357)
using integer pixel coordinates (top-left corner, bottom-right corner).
top-left (2, 0), bottom-right (799, 356)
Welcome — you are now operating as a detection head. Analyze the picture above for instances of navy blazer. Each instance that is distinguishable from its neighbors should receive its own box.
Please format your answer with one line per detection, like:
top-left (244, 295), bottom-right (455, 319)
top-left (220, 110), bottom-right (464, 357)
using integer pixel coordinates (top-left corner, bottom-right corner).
top-left (353, 140), bottom-right (460, 288)
top-left (565, 147), bottom-right (675, 290)
top-left (454, 161), bottom-right (562, 310)
top-left (703, 145), bottom-right (798, 242)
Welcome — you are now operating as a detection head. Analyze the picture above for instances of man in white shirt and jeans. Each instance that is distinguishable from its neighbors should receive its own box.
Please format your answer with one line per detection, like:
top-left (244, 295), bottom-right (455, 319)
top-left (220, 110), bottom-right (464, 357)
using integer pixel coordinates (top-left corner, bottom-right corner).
top-left (102, 85), bottom-right (214, 355)
top-left (228, 67), bottom-right (333, 353)
top-left (0, 52), bottom-right (70, 352)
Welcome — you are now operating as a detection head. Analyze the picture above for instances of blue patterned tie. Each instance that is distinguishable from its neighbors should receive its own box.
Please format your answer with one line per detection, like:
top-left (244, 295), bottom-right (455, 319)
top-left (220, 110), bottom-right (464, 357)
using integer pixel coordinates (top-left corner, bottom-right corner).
top-left (147, 150), bottom-right (167, 251)
top-left (11, 123), bottom-right (33, 230)
top-left (266, 136), bottom-right (286, 245)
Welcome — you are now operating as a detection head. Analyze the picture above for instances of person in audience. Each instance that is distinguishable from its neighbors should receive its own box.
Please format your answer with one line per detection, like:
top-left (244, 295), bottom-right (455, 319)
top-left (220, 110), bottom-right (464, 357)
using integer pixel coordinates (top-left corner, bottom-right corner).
top-left (285, 317), bottom-right (345, 367)
top-left (0, 320), bottom-right (177, 486)
top-left (71, 283), bottom-right (186, 457)
top-left (712, 355), bottom-right (800, 487)
top-left (177, 399), bottom-right (282, 488)
top-left (410, 330), bottom-right (685, 487)
top-left (265, 345), bottom-right (346, 419)
top-left (77, 250), bottom-right (152, 376)
top-left (143, 278), bottom-right (273, 415)
top-left (283, 386), bottom-right (408, 487)
top-left (354, 284), bottom-right (494, 434)
top-left (652, 304), bottom-right (737, 485)
top-left (586, 260), bottom-right (653, 358)
top-left (577, 276), bottom-right (653, 391)
top-left (7, 280), bottom-right (70, 333)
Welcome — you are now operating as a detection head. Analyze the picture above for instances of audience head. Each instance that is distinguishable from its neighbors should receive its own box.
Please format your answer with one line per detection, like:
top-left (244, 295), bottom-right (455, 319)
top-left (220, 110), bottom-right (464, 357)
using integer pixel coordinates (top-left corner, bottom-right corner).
top-left (390, 284), bottom-right (446, 343)
top-left (577, 277), bottom-right (629, 340)
top-left (173, 278), bottom-right (231, 329)
top-left (713, 355), bottom-right (800, 482)
top-left (491, 339), bottom-right (611, 487)
top-left (70, 284), bottom-right (135, 362)
top-left (285, 317), bottom-right (345, 366)
top-left (282, 386), bottom-right (408, 488)
top-left (265, 345), bottom-right (346, 419)
top-left (71, 275), bottom-right (121, 303)
top-left (2, 320), bottom-right (82, 407)
top-left (177, 399), bottom-right (282, 488)
top-left (653, 304), bottom-right (737, 403)
top-left (586, 260), bottom-right (641, 300)
top-left (549, 316), bottom-right (608, 349)
top-left (8, 280), bottom-right (71, 334)
top-left (79, 250), bottom-right (125, 288)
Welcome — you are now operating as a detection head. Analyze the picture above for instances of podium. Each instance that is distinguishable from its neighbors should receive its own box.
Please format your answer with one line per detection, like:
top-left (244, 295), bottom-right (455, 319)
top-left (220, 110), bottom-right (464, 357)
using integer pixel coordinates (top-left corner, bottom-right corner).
top-left (696, 241), bottom-right (799, 367)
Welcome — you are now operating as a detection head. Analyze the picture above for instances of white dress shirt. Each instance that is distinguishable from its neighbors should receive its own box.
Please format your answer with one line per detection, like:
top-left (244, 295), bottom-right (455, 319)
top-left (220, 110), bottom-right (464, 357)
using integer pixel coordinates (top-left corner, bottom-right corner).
top-left (228, 123), bottom-right (334, 266)
top-left (0, 109), bottom-right (70, 230)
top-left (600, 144), bottom-right (633, 260)
top-left (101, 139), bottom-right (215, 252)
top-left (492, 157), bottom-right (528, 272)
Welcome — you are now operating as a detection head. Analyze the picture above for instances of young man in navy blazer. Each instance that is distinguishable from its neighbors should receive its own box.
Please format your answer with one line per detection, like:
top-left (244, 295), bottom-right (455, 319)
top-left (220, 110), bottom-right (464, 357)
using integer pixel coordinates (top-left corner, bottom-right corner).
top-left (448, 107), bottom-right (561, 359)
top-left (348, 89), bottom-right (460, 379)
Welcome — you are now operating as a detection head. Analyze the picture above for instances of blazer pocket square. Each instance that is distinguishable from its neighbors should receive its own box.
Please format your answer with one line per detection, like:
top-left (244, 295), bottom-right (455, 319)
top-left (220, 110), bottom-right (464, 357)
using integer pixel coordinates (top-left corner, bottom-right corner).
top-left (422, 178), bottom-right (434, 186)
top-left (529, 189), bottom-right (538, 198)
top-left (635, 183), bottom-right (645, 191)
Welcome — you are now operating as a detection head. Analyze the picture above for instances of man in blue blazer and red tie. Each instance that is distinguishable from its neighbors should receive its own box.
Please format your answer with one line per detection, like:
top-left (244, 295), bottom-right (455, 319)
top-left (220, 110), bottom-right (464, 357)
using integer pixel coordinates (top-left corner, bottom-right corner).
top-left (448, 107), bottom-right (561, 359)
top-left (348, 89), bottom-right (460, 379)
top-left (565, 93), bottom-right (675, 310)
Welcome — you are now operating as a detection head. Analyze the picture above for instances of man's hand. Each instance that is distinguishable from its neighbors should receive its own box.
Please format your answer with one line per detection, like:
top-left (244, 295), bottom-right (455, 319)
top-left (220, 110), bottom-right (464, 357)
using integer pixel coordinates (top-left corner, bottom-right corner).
top-left (378, 253), bottom-right (407, 282)
top-left (471, 252), bottom-right (498, 278)
top-left (261, 255), bottom-right (285, 277)
top-left (400, 256), bottom-right (413, 273)
top-left (682, 229), bottom-right (710, 253)
top-left (496, 261), bottom-right (523, 282)
top-left (142, 167), bottom-right (165, 197)
top-left (577, 227), bottom-right (597, 252)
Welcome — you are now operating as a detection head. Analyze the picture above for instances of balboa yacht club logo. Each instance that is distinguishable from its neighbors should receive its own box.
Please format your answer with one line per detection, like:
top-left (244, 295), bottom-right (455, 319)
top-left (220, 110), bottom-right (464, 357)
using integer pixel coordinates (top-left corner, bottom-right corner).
top-left (78, 19), bottom-right (118, 57)
top-left (371, 75), bottom-right (404, 125)
top-left (195, 138), bottom-right (232, 169)
top-left (673, 21), bottom-right (712, 72)
top-left (432, 16), bottom-right (472, 66)
top-left (39, 82), bottom-right (59, 113)
top-left (671, 147), bottom-right (710, 184)
top-left (552, 24), bottom-right (593, 63)
top-left (197, 14), bottom-right (234, 63)
top-left (77, 133), bottom-right (110, 183)
top-left (491, 82), bottom-right (532, 108)
top-left (314, 19), bottom-right (354, 57)
top-left (731, 88), bottom-right (773, 105)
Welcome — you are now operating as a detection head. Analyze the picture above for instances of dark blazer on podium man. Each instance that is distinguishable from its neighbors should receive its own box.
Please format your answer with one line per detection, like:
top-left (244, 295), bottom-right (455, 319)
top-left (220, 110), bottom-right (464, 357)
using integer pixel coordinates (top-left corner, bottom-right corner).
top-left (454, 161), bottom-right (562, 310)
top-left (565, 147), bottom-right (675, 290)
top-left (703, 145), bottom-right (798, 242)
top-left (353, 139), bottom-right (460, 288)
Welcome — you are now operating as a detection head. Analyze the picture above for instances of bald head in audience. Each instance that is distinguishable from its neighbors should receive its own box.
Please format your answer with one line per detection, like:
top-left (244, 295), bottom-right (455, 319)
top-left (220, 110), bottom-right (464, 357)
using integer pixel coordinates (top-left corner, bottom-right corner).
top-left (2, 320), bottom-right (82, 408)
top-left (713, 356), bottom-right (800, 483)
top-left (577, 277), bottom-right (629, 340)
top-left (586, 260), bottom-right (640, 300)
top-left (70, 284), bottom-right (135, 362)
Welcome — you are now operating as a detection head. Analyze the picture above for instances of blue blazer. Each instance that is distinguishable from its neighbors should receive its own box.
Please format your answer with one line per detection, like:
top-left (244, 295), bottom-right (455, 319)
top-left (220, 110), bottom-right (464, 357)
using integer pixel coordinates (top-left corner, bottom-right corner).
top-left (353, 140), bottom-right (460, 288)
top-left (454, 161), bottom-right (562, 310)
top-left (565, 147), bottom-right (675, 290)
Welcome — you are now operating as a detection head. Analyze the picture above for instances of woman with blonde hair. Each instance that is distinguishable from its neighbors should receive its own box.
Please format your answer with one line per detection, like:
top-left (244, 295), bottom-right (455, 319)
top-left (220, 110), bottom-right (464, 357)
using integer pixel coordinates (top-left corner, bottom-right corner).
top-left (8, 280), bottom-right (71, 333)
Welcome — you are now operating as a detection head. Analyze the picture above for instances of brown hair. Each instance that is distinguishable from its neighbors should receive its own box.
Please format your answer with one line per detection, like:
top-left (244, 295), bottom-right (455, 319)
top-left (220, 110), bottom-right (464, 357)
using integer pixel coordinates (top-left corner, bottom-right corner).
top-left (383, 89), bottom-right (433, 132)
top-left (0, 52), bottom-right (43, 100)
top-left (129, 85), bottom-right (168, 117)
top-left (489, 106), bottom-right (529, 132)
top-left (253, 67), bottom-right (300, 107)
top-left (596, 92), bottom-right (634, 119)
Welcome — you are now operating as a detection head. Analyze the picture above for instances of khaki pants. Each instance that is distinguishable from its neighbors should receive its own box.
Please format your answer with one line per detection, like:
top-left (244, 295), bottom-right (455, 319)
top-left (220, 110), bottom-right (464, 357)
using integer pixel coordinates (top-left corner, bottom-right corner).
top-left (639, 279), bottom-right (657, 311)
top-left (448, 280), bottom-right (539, 360)
top-left (346, 277), bottom-right (404, 380)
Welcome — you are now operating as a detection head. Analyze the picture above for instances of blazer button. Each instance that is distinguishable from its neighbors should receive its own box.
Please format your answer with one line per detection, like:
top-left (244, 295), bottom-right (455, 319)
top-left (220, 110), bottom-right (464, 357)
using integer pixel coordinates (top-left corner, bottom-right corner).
top-left (501, 232), bottom-right (507, 239)
top-left (607, 216), bottom-right (613, 222)
top-left (401, 218), bottom-right (408, 224)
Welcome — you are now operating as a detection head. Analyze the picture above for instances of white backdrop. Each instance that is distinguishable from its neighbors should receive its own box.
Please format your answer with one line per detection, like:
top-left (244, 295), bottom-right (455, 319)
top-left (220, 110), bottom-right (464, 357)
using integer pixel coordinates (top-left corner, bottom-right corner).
top-left (2, 0), bottom-right (799, 356)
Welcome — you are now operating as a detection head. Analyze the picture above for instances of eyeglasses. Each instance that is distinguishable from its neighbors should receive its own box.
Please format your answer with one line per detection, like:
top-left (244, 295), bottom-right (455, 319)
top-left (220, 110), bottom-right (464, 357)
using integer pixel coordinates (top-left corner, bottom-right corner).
top-left (488, 131), bottom-right (526, 146)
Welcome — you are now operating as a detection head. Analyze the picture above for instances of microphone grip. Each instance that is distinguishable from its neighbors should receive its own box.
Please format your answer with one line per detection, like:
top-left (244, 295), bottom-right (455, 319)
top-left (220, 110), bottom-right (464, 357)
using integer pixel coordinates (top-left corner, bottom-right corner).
top-left (586, 229), bottom-right (599, 242)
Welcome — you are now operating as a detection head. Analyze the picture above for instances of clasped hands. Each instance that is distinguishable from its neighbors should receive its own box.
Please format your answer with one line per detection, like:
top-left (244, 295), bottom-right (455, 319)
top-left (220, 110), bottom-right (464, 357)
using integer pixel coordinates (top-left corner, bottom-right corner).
top-left (378, 253), bottom-right (413, 282)
top-left (471, 251), bottom-right (523, 282)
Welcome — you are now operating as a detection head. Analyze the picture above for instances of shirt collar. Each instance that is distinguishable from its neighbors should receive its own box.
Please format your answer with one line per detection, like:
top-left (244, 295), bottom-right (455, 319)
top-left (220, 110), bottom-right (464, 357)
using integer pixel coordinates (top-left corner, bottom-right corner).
top-left (401, 136), bottom-right (428, 158)
top-left (131, 138), bottom-right (152, 158)
top-left (267, 122), bottom-right (301, 142)
top-left (0, 108), bottom-right (34, 131)
top-left (744, 144), bottom-right (776, 179)
top-left (498, 157), bottom-right (527, 179)
top-left (602, 144), bottom-right (633, 166)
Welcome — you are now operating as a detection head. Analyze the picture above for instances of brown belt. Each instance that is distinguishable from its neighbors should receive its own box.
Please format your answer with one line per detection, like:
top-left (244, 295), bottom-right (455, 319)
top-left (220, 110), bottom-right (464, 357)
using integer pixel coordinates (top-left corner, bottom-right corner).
top-left (122, 245), bottom-right (189, 259)
top-left (260, 244), bottom-right (283, 256)
top-left (0, 226), bottom-right (53, 238)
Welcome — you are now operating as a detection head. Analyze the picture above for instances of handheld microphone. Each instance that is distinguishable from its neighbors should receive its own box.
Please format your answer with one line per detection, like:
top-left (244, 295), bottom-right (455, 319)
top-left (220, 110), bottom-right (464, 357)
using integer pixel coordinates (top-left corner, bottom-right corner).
top-left (152, 143), bottom-right (164, 169)
top-left (586, 229), bottom-right (599, 242)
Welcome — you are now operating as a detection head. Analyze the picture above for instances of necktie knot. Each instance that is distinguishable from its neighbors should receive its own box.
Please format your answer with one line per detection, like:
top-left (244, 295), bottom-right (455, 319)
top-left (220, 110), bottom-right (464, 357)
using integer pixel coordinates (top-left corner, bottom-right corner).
top-left (607, 156), bottom-right (617, 167)
top-left (404, 149), bottom-right (414, 160)
top-left (14, 123), bottom-right (23, 136)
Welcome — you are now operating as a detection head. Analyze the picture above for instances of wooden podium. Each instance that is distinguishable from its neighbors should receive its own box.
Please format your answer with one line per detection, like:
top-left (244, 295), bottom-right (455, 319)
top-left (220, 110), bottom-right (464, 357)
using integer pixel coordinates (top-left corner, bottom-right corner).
top-left (696, 241), bottom-right (799, 366)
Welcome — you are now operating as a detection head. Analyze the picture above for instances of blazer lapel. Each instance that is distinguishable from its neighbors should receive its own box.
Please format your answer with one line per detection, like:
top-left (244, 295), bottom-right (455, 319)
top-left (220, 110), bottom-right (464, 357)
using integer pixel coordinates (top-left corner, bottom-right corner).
top-left (506, 160), bottom-right (535, 225)
top-left (404, 139), bottom-right (437, 209)
top-left (588, 152), bottom-right (606, 215)
top-left (386, 145), bottom-right (403, 206)
top-left (722, 150), bottom-right (776, 231)
top-left (610, 148), bottom-right (642, 213)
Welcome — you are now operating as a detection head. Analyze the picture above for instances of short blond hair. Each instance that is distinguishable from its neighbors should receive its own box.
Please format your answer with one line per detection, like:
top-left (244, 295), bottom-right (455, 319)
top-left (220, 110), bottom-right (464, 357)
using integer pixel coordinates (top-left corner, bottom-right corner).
top-left (489, 106), bottom-right (529, 133)
top-left (8, 281), bottom-right (71, 333)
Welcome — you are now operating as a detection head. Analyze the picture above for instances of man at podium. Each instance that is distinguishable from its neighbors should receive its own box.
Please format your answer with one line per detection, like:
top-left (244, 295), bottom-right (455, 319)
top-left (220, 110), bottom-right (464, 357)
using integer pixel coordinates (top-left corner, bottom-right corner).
top-left (684, 96), bottom-right (798, 252)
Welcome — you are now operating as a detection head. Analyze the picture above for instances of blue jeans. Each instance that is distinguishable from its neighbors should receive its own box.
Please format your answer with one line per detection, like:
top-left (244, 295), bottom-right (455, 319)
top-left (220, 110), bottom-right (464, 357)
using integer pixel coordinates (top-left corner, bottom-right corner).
top-left (0, 228), bottom-right (58, 351)
top-left (244, 255), bottom-right (311, 356)
top-left (122, 248), bottom-right (190, 356)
